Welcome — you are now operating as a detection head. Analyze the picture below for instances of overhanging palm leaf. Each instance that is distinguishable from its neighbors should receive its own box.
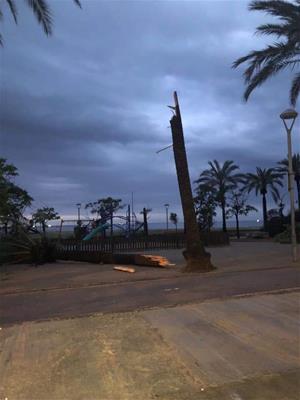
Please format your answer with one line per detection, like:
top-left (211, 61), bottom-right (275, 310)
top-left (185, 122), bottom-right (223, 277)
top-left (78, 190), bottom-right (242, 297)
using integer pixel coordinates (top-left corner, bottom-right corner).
top-left (291, 72), bottom-right (300, 105)
top-left (233, 0), bottom-right (300, 106)
top-left (250, 0), bottom-right (299, 19)
top-left (6, 0), bottom-right (17, 23)
top-left (26, 0), bottom-right (52, 35)
top-left (73, 0), bottom-right (82, 8)
top-left (0, 0), bottom-right (81, 45)
top-left (256, 23), bottom-right (294, 37)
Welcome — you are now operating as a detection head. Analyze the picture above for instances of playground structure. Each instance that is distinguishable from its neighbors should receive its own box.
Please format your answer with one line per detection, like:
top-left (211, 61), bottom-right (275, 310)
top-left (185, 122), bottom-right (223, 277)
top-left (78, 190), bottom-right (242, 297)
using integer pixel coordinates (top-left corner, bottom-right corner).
top-left (57, 204), bottom-right (147, 240)
top-left (0, 206), bottom-right (147, 241)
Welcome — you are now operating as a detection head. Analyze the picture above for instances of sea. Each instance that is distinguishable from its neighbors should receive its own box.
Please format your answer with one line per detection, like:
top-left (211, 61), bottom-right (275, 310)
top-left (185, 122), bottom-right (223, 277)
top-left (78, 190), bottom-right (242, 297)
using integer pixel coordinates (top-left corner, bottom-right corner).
top-left (48, 219), bottom-right (261, 233)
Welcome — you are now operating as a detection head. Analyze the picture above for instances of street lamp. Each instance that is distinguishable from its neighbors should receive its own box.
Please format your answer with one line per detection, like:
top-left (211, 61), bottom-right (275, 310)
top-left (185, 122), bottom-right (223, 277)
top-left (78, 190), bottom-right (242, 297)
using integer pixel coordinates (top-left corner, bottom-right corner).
top-left (76, 203), bottom-right (81, 223)
top-left (280, 108), bottom-right (298, 262)
top-left (164, 203), bottom-right (169, 231)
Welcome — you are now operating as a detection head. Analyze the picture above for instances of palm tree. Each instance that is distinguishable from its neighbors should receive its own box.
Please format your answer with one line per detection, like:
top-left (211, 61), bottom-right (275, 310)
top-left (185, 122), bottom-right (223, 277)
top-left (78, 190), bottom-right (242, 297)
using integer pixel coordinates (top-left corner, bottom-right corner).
top-left (195, 160), bottom-right (244, 232)
top-left (0, 0), bottom-right (81, 45)
top-left (227, 190), bottom-right (257, 239)
top-left (32, 206), bottom-right (60, 235)
top-left (244, 167), bottom-right (284, 230)
top-left (169, 212), bottom-right (178, 232)
top-left (277, 153), bottom-right (300, 208)
top-left (170, 92), bottom-right (214, 272)
top-left (233, 0), bottom-right (300, 106)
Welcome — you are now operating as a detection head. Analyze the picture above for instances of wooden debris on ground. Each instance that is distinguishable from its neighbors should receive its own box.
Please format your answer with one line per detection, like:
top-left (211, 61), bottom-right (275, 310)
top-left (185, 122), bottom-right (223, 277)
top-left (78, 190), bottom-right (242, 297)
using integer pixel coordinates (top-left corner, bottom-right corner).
top-left (134, 254), bottom-right (175, 268)
top-left (113, 266), bottom-right (136, 273)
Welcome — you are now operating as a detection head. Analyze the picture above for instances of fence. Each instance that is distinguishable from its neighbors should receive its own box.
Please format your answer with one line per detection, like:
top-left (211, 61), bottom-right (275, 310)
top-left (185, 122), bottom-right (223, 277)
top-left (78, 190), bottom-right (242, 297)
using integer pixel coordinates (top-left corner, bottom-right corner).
top-left (55, 232), bottom-right (229, 260)
top-left (56, 233), bottom-right (185, 253)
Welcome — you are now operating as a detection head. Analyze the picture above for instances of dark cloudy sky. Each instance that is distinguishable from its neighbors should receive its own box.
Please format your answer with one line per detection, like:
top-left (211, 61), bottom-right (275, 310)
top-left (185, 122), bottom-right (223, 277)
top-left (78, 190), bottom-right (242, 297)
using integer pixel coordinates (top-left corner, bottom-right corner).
top-left (1, 0), bottom-right (299, 222)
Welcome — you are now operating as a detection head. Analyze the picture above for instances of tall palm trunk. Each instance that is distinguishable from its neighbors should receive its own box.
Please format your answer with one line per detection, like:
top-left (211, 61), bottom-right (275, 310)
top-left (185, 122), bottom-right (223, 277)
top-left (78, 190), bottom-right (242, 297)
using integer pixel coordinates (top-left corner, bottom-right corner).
top-left (296, 178), bottom-right (300, 210)
top-left (42, 222), bottom-right (46, 236)
top-left (262, 191), bottom-right (268, 231)
top-left (143, 208), bottom-right (149, 236)
top-left (221, 200), bottom-right (227, 233)
top-left (235, 214), bottom-right (240, 239)
top-left (170, 91), bottom-right (214, 272)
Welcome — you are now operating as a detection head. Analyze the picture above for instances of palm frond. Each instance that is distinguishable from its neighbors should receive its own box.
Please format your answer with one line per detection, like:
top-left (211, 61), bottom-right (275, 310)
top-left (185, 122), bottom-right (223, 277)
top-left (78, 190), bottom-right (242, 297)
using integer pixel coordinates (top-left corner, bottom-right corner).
top-left (233, 0), bottom-right (300, 104)
top-left (73, 0), bottom-right (82, 8)
top-left (243, 54), bottom-right (297, 100)
top-left (233, 42), bottom-right (297, 86)
top-left (25, 0), bottom-right (52, 35)
top-left (271, 186), bottom-right (281, 202)
top-left (209, 160), bottom-right (220, 174)
top-left (249, 42), bottom-right (295, 78)
top-left (223, 160), bottom-right (239, 174)
top-left (290, 72), bottom-right (300, 106)
top-left (0, 32), bottom-right (3, 47)
top-left (249, 0), bottom-right (299, 20)
top-left (6, 0), bottom-right (18, 23)
top-left (256, 22), bottom-right (290, 37)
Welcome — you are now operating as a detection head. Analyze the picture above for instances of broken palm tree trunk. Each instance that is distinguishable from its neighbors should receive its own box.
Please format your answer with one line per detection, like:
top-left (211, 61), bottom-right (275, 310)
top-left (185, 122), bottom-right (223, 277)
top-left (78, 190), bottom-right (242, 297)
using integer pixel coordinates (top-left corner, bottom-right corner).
top-left (134, 254), bottom-right (175, 267)
top-left (169, 91), bottom-right (215, 272)
top-left (104, 253), bottom-right (174, 268)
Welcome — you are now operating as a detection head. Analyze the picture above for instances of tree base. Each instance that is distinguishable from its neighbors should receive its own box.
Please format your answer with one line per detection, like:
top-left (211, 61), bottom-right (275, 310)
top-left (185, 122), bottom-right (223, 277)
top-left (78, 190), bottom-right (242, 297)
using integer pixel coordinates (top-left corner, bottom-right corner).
top-left (181, 248), bottom-right (216, 273)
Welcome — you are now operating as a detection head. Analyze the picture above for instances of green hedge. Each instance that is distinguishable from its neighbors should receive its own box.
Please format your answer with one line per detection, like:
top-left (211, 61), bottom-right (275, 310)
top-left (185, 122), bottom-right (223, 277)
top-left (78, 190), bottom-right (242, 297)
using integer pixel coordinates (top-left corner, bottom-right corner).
top-left (274, 224), bottom-right (300, 244)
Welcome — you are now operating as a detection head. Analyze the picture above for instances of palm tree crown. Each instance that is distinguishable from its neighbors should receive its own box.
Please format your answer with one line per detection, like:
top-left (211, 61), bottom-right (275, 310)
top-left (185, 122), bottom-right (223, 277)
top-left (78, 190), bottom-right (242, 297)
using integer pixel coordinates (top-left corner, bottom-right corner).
top-left (0, 0), bottom-right (81, 45)
top-left (245, 167), bottom-right (283, 198)
top-left (195, 160), bottom-right (244, 232)
top-left (196, 160), bottom-right (244, 197)
top-left (244, 167), bottom-right (284, 230)
top-left (277, 153), bottom-right (300, 179)
top-left (233, 0), bottom-right (300, 106)
top-left (277, 153), bottom-right (300, 207)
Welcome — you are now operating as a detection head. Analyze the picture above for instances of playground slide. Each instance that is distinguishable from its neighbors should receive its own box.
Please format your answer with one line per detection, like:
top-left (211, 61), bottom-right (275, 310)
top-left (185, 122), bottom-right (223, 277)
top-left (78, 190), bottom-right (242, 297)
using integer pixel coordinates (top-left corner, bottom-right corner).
top-left (82, 223), bottom-right (109, 241)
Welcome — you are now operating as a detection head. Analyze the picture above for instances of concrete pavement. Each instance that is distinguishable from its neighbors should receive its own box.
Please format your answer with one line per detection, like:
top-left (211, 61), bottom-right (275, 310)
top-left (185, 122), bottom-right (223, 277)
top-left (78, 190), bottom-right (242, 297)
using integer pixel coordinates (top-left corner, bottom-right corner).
top-left (143, 291), bottom-right (300, 387)
top-left (1, 291), bottom-right (299, 399)
top-left (1, 242), bottom-right (300, 399)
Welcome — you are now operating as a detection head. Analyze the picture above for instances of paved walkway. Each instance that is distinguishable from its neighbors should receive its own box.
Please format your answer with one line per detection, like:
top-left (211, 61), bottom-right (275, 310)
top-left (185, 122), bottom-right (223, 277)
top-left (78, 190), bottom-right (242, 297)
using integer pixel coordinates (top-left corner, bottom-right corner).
top-left (1, 242), bottom-right (299, 295)
top-left (1, 266), bottom-right (299, 326)
top-left (1, 291), bottom-right (299, 399)
top-left (144, 291), bottom-right (300, 388)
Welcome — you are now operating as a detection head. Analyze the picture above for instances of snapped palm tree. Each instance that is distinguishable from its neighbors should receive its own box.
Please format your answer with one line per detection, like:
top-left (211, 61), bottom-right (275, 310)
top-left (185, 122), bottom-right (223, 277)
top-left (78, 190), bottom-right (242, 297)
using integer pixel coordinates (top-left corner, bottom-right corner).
top-left (244, 167), bottom-right (284, 230)
top-left (170, 91), bottom-right (214, 272)
top-left (233, 0), bottom-right (300, 106)
top-left (195, 160), bottom-right (244, 232)
top-left (0, 0), bottom-right (81, 45)
top-left (277, 153), bottom-right (300, 208)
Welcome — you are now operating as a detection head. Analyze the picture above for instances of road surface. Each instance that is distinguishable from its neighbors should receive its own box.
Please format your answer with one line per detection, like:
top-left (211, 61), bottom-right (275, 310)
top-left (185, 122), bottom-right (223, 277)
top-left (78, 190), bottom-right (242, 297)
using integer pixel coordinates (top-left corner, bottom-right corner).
top-left (1, 265), bottom-right (299, 326)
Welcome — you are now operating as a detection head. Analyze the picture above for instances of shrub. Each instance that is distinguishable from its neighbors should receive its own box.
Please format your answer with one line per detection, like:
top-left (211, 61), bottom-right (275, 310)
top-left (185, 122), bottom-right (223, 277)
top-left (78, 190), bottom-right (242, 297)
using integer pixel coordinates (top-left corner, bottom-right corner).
top-left (0, 231), bottom-right (56, 265)
top-left (274, 224), bottom-right (300, 244)
top-left (268, 217), bottom-right (285, 238)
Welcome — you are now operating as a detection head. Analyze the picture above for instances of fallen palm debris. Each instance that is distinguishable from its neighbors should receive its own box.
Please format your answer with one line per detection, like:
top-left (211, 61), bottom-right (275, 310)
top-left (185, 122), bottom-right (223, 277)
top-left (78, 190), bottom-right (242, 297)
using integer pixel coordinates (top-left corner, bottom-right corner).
top-left (104, 253), bottom-right (175, 268)
top-left (134, 254), bottom-right (175, 268)
top-left (113, 266), bottom-right (136, 273)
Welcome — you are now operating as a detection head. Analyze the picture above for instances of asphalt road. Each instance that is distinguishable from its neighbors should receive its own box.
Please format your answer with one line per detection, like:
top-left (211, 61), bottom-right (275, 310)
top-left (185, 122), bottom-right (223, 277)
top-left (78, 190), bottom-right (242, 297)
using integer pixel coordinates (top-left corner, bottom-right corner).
top-left (1, 266), bottom-right (299, 326)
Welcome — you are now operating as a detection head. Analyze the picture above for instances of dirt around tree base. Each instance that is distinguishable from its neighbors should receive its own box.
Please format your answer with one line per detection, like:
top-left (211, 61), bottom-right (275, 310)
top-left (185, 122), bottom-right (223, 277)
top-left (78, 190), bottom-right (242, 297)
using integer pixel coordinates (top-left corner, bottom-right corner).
top-left (181, 248), bottom-right (216, 272)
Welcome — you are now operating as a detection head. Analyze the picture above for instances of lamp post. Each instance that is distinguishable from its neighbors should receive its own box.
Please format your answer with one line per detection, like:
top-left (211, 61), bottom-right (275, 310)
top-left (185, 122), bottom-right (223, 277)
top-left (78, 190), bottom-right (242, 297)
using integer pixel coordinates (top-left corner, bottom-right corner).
top-left (164, 203), bottom-right (169, 231)
top-left (280, 108), bottom-right (298, 262)
top-left (76, 203), bottom-right (81, 223)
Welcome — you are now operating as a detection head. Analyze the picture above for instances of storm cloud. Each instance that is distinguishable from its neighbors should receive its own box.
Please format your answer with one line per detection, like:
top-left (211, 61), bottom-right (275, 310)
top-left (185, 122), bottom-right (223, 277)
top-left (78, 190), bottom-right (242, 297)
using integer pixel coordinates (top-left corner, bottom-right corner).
top-left (1, 0), bottom-right (299, 221)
